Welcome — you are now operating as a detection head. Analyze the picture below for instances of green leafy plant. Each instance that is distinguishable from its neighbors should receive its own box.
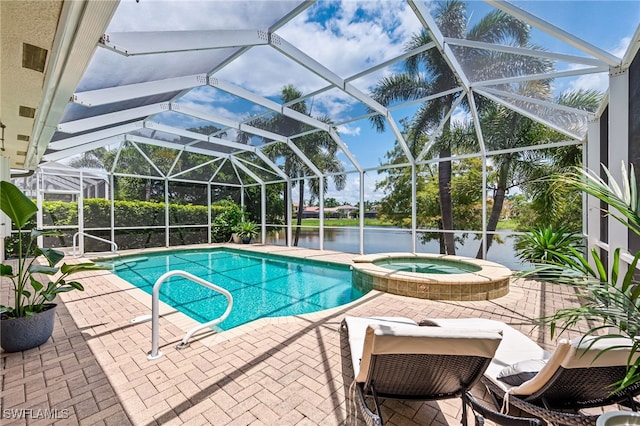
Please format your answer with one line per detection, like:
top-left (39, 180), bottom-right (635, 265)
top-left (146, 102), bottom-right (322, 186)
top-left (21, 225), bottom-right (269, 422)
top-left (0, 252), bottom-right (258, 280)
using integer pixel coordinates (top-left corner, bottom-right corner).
top-left (0, 181), bottom-right (103, 318)
top-left (515, 225), bottom-right (583, 265)
top-left (211, 199), bottom-right (243, 243)
top-left (234, 221), bottom-right (259, 240)
top-left (538, 163), bottom-right (640, 391)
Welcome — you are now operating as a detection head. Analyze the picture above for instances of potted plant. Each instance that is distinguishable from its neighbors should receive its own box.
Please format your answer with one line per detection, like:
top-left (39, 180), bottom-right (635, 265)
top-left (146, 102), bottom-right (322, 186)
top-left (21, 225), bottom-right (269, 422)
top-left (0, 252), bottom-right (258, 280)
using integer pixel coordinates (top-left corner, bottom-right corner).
top-left (0, 181), bottom-right (103, 352)
top-left (234, 221), bottom-right (259, 244)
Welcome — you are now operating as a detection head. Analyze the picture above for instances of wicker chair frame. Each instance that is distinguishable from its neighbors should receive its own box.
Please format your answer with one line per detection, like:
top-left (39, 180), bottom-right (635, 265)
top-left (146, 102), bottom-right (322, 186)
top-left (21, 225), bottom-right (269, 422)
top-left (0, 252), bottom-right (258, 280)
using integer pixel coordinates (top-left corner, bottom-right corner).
top-left (342, 319), bottom-right (542, 426)
top-left (481, 364), bottom-right (640, 426)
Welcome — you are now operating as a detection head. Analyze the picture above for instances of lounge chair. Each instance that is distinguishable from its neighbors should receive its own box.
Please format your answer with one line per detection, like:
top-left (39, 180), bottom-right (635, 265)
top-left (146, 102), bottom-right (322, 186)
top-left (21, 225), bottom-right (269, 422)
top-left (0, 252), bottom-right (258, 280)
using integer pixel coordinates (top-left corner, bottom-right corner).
top-left (429, 318), bottom-right (640, 426)
top-left (341, 316), bottom-right (504, 426)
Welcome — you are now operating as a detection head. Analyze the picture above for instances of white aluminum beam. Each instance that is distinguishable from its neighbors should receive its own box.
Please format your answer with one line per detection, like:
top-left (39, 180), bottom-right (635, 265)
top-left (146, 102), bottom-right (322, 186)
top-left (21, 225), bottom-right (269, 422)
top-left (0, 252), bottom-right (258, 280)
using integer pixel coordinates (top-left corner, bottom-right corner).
top-left (100, 30), bottom-right (268, 56)
top-left (170, 158), bottom-right (220, 179)
top-left (129, 141), bottom-right (165, 177)
top-left (48, 121), bottom-right (144, 150)
top-left (475, 88), bottom-right (583, 140)
top-left (72, 74), bottom-right (207, 107)
top-left (209, 78), bottom-right (332, 133)
top-left (42, 135), bottom-right (125, 162)
top-left (230, 157), bottom-right (263, 185)
top-left (486, 0), bottom-right (621, 67)
top-left (26, 0), bottom-right (120, 169)
top-left (416, 93), bottom-right (467, 161)
top-left (622, 25), bottom-right (640, 70)
top-left (144, 121), bottom-right (253, 152)
top-left (274, 41), bottom-right (438, 110)
top-left (443, 37), bottom-right (607, 68)
top-left (480, 86), bottom-right (593, 117)
top-left (328, 128), bottom-right (361, 172)
top-left (608, 68), bottom-right (629, 277)
top-left (468, 91), bottom-right (487, 154)
top-left (127, 135), bottom-right (230, 158)
top-left (473, 66), bottom-right (608, 87)
top-left (409, 0), bottom-right (472, 90)
top-left (270, 34), bottom-right (389, 115)
top-left (58, 103), bottom-right (169, 133)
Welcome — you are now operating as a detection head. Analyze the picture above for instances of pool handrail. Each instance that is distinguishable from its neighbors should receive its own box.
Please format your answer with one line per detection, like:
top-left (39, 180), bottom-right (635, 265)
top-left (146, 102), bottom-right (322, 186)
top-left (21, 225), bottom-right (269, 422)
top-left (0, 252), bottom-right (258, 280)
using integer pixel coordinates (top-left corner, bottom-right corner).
top-left (148, 270), bottom-right (233, 360)
top-left (72, 231), bottom-right (118, 256)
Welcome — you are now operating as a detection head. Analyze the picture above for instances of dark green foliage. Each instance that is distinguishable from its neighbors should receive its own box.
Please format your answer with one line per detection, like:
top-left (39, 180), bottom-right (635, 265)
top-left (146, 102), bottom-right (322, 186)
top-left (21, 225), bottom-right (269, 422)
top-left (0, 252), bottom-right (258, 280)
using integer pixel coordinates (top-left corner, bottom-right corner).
top-left (3, 198), bottom-right (241, 256)
top-left (515, 225), bottom-right (583, 264)
top-left (210, 199), bottom-right (244, 243)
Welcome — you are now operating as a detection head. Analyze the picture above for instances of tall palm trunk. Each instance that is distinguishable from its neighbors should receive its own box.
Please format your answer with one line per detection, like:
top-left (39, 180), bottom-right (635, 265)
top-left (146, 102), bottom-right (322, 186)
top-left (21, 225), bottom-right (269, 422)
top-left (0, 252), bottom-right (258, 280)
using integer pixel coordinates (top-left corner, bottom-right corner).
top-left (477, 185), bottom-right (506, 258)
top-left (294, 180), bottom-right (304, 246)
top-left (438, 151), bottom-right (455, 254)
top-left (439, 96), bottom-right (456, 255)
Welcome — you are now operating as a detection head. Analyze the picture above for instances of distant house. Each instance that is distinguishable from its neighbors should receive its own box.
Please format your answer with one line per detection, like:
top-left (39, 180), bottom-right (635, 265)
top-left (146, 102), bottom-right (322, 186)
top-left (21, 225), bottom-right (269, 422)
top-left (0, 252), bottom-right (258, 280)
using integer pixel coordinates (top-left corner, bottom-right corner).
top-left (292, 203), bottom-right (358, 219)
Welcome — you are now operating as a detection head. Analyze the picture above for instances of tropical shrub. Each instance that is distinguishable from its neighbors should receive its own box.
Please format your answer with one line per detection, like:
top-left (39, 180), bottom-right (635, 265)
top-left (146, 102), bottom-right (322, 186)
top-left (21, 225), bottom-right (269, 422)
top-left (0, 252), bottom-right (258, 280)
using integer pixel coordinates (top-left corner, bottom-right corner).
top-left (537, 162), bottom-right (640, 391)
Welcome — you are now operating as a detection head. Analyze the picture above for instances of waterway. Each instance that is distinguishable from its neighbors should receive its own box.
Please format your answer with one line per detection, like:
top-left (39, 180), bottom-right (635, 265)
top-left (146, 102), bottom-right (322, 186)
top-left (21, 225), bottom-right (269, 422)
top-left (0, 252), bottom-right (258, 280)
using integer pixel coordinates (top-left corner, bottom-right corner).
top-left (265, 226), bottom-right (529, 271)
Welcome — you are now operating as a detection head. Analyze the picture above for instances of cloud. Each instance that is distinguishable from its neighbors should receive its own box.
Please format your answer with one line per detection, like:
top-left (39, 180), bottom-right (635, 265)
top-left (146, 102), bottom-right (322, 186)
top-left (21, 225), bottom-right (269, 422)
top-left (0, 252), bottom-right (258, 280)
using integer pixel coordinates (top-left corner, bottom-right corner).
top-left (336, 124), bottom-right (361, 136)
top-left (326, 172), bottom-right (386, 204)
top-left (567, 36), bottom-right (632, 93)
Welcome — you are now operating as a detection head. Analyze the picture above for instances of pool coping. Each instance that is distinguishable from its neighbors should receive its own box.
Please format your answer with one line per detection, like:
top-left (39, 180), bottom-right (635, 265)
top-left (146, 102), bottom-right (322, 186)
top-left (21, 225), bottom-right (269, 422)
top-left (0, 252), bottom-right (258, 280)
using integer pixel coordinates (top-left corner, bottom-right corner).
top-left (351, 252), bottom-right (513, 300)
top-left (85, 243), bottom-right (363, 346)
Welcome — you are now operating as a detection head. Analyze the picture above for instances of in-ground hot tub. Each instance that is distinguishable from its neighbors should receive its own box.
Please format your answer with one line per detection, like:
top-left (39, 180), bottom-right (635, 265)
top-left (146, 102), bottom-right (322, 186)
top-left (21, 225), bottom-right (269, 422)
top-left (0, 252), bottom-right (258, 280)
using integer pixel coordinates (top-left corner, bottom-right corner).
top-left (351, 253), bottom-right (512, 301)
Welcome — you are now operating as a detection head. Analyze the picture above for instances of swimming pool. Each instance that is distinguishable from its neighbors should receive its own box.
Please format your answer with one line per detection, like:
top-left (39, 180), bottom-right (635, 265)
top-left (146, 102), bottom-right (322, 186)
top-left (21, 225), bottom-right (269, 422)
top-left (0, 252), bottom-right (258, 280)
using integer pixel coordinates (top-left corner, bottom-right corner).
top-left (103, 248), bottom-right (362, 331)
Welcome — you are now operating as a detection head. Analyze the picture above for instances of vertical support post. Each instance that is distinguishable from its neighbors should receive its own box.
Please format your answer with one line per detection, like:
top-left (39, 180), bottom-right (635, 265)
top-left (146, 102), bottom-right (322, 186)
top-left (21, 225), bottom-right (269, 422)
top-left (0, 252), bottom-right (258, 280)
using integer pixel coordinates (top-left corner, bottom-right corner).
top-left (481, 157), bottom-right (488, 259)
top-left (586, 120), bottom-right (601, 268)
top-left (261, 183), bottom-right (266, 244)
top-left (36, 171), bottom-right (43, 248)
top-left (411, 164), bottom-right (417, 253)
top-left (319, 176), bottom-right (324, 251)
top-left (286, 179), bottom-right (292, 247)
top-left (609, 66), bottom-right (629, 279)
top-left (78, 171), bottom-right (85, 255)
top-left (165, 179), bottom-right (170, 247)
top-left (207, 182), bottom-right (212, 244)
top-left (110, 174), bottom-right (115, 246)
top-left (240, 185), bottom-right (245, 220)
top-left (359, 171), bottom-right (365, 255)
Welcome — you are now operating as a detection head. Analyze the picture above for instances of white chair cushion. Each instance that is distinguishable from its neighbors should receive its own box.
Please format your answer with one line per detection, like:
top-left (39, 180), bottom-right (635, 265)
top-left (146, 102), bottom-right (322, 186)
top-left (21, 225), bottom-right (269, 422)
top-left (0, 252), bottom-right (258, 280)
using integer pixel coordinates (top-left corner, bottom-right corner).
top-left (344, 316), bottom-right (503, 383)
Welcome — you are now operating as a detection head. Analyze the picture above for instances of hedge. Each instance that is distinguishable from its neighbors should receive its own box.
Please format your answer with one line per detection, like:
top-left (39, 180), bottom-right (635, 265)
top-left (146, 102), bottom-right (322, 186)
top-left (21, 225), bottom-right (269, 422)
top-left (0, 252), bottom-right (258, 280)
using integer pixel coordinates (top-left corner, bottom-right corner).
top-left (4, 198), bottom-right (237, 257)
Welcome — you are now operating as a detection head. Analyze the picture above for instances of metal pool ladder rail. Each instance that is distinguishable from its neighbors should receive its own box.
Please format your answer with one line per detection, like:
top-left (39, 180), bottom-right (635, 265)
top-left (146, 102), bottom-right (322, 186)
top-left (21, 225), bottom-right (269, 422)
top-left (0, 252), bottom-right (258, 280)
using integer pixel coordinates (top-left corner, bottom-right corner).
top-left (72, 231), bottom-right (118, 256)
top-left (147, 270), bottom-right (233, 360)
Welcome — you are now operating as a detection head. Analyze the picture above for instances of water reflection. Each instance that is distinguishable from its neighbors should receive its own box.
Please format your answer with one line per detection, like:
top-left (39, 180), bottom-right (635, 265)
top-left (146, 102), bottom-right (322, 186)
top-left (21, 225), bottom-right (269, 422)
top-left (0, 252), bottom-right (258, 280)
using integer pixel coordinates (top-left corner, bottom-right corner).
top-left (265, 226), bottom-right (528, 271)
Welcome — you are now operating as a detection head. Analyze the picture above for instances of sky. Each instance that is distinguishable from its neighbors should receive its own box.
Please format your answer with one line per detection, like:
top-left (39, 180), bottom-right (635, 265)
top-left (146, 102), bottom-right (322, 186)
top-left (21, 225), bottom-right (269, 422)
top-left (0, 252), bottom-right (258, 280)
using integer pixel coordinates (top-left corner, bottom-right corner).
top-left (69, 0), bottom-right (640, 205)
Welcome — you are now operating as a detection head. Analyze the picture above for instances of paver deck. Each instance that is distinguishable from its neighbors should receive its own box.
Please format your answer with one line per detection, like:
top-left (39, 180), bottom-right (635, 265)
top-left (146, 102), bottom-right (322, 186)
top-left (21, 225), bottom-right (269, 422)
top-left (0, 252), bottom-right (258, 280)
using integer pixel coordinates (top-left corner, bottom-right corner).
top-left (0, 244), bottom-right (618, 425)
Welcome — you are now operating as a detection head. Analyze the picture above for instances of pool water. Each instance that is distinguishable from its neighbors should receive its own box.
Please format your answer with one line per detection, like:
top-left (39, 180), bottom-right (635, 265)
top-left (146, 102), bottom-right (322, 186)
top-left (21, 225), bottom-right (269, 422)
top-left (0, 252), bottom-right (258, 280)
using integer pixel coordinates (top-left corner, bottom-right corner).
top-left (373, 257), bottom-right (481, 274)
top-left (103, 248), bottom-right (362, 331)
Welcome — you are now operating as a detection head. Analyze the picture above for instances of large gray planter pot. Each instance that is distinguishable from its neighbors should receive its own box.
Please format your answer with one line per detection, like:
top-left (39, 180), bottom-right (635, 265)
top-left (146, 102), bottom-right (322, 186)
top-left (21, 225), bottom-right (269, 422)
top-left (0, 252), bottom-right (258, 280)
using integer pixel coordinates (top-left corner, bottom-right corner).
top-left (597, 411), bottom-right (640, 426)
top-left (1, 304), bottom-right (57, 352)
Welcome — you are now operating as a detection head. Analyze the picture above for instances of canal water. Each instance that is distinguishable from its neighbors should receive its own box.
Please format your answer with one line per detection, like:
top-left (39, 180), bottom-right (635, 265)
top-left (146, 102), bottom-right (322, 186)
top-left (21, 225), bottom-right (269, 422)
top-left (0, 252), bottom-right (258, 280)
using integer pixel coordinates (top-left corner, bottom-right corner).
top-left (265, 226), bottom-right (529, 271)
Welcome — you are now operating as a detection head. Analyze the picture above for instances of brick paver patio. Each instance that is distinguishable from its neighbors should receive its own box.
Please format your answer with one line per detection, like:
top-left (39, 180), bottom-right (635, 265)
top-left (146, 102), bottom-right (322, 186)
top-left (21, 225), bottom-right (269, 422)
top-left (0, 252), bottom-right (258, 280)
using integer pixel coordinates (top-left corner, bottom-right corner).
top-left (0, 244), bottom-right (607, 425)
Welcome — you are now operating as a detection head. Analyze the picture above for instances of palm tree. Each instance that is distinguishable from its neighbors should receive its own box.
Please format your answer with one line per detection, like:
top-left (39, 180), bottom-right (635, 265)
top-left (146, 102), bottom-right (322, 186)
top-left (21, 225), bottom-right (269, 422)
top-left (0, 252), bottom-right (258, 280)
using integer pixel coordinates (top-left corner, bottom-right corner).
top-left (262, 85), bottom-right (346, 246)
top-left (476, 87), bottom-right (603, 257)
top-left (370, 0), bottom-right (546, 255)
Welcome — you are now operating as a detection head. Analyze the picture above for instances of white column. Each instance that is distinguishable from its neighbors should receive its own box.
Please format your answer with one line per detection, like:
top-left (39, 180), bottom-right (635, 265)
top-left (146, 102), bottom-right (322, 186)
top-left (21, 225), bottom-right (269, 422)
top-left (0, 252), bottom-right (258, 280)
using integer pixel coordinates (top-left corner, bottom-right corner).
top-left (261, 183), bottom-right (266, 244)
top-left (411, 164), bottom-right (417, 253)
top-left (359, 171), bottom-right (365, 255)
top-left (207, 182), bottom-right (212, 244)
top-left (586, 120), bottom-right (601, 267)
top-left (165, 179), bottom-right (170, 247)
top-left (608, 66), bottom-right (629, 279)
top-left (286, 179), bottom-right (292, 247)
top-left (78, 172), bottom-right (85, 255)
top-left (319, 177), bottom-right (324, 251)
